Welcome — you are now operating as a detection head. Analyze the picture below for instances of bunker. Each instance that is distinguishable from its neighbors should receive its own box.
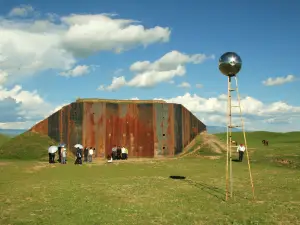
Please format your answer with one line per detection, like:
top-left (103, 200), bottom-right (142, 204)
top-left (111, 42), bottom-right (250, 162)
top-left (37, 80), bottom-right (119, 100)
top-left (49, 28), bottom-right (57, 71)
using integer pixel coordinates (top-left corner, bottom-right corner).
top-left (30, 98), bottom-right (206, 158)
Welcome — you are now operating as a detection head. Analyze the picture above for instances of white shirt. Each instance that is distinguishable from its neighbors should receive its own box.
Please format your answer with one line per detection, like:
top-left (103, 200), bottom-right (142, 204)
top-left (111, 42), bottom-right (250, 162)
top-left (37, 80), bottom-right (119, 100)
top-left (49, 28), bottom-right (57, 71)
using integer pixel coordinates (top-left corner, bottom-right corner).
top-left (112, 147), bottom-right (117, 152)
top-left (89, 149), bottom-right (94, 155)
top-left (237, 145), bottom-right (246, 152)
top-left (62, 150), bottom-right (67, 157)
top-left (121, 147), bottom-right (126, 154)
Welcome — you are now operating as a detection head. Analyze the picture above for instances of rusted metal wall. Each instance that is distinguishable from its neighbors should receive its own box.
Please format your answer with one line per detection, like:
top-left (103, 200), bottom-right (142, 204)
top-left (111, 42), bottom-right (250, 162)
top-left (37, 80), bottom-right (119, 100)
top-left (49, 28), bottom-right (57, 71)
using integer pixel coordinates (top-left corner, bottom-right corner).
top-left (153, 103), bottom-right (174, 157)
top-left (29, 100), bottom-right (206, 158)
top-left (69, 102), bottom-right (83, 155)
top-left (173, 104), bottom-right (183, 155)
top-left (82, 102), bottom-right (106, 158)
top-left (30, 118), bottom-right (48, 135)
top-left (48, 111), bottom-right (60, 142)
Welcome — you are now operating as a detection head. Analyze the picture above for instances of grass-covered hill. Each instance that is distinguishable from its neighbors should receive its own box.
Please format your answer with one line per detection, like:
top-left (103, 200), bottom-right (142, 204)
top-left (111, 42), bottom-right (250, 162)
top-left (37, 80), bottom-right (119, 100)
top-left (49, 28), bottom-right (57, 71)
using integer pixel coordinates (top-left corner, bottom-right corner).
top-left (0, 132), bottom-right (57, 161)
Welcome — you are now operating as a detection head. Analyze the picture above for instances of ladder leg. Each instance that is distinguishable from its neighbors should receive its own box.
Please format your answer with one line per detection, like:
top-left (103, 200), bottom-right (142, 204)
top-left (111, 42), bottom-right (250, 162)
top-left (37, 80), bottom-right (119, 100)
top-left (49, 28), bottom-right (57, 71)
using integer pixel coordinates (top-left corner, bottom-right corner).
top-left (234, 76), bottom-right (256, 201)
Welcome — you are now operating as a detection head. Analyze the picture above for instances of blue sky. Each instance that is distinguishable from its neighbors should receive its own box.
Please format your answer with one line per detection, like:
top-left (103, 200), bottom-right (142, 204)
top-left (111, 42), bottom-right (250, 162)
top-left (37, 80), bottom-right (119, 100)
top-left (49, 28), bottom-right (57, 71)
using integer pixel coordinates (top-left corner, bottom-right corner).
top-left (0, 0), bottom-right (299, 131)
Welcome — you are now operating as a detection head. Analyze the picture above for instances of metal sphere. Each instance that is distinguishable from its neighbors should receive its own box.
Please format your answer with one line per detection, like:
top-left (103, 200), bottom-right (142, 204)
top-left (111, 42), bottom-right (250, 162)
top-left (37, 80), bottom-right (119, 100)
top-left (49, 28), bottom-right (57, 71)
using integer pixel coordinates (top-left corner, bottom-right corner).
top-left (218, 52), bottom-right (242, 76)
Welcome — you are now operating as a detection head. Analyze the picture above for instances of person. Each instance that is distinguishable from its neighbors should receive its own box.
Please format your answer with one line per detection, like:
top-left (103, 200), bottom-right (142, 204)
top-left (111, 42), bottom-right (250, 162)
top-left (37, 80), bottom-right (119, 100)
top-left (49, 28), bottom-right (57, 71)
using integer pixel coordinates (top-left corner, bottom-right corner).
top-left (61, 147), bottom-right (67, 164)
top-left (237, 143), bottom-right (246, 162)
top-left (88, 147), bottom-right (93, 163)
top-left (116, 146), bottom-right (121, 160)
top-left (75, 147), bottom-right (83, 165)
top-left (112, 145), bottom-right (117, 160)
top-left (84, 147), bottom-right (88, 162)
top-left (125, 147), bottom-right (128, 160)
top-left (58, 147), bottom-right (62, 163)
top-left (121, 146), bottom-right (126, 160)
top-left (107, 154), bottom-right (113, 163)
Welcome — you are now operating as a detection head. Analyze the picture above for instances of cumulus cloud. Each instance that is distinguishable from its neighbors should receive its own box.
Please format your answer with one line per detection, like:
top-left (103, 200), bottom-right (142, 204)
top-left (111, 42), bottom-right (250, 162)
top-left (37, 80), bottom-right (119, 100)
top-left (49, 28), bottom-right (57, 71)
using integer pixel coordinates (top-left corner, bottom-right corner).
top-left (262, 75), bottom-right (296, 86)
top-left (60, 65), bottom-right (90, 77)
top-left (0, 85), bottom-right (65, 129)
top-left (153, 92), bottom-right (300, 130)
top-left (0, 5), bottom-right (171, 84)
top-left (98, 76), bottom-right (126, 91)
top-left (99, 50), bottom-right (214, 90)
top-left (8, 5), bottom-right (35, 17)
top-left (178, 82), bottom-right (191, 88)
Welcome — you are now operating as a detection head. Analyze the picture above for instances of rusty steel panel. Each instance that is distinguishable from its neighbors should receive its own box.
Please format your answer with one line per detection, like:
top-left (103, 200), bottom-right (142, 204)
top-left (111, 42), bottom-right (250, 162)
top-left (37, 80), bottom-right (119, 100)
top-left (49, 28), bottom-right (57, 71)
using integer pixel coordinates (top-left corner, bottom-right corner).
top-left (69, 102), bottom-right (83, 154)
top-left (122, 104), bottom-right (138, 158)
top-left (48, 111), bottom-right (60, 142)
top-left (173, 104), bottom-right (183, 155)
top-left (82, 102), bottom-right (106, 158)
top-left (137, 104), bottom-right (154, 157)
top-left (153, 103), bottom-right (174, 157)
top-left (30, 119), bottom-right (48, 135)
top-left (105, 103), bottom-right (119, 156)
top-left (60, 106), bottom-right (69, 145)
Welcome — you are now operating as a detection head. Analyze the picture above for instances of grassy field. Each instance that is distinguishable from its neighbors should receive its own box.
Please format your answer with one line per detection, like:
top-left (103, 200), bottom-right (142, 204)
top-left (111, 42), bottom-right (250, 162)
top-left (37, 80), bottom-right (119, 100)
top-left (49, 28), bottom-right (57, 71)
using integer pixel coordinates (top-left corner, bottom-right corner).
top-left (0, 131), bottom-right (300, 225)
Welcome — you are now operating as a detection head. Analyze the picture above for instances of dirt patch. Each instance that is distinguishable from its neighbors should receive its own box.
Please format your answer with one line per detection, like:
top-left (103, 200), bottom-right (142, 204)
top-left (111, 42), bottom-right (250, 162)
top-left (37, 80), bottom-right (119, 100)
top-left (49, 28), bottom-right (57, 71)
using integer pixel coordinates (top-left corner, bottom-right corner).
top-left (0, 162), bottom-right (10, 166)
top-left (274, 158), bottom-right (294, 165)
top-left (202, 156), bottom-right (221, 160)
top-left (25, 162), bottom-right (55, 173)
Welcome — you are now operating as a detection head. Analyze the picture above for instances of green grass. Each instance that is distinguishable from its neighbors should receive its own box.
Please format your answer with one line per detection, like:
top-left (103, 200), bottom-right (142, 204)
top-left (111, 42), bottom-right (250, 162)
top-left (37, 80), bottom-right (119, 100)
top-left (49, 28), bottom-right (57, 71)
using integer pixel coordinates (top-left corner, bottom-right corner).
top-left (0, 131), bottom-right (300, 224)
top-left (0, 132), bottom-right (57, 161)
top-left (0, 133), bottom-right (10, 147)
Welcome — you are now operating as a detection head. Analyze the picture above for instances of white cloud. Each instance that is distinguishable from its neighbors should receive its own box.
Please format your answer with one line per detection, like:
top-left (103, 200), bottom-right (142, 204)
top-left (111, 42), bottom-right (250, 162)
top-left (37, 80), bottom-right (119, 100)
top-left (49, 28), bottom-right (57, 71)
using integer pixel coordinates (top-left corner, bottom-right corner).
top-left (100, 50), bottom-right (214, 90)
top-left (60, 65), bottom-right (90, 77)
top-left (8, 5), bottom-right (35, 17)
top-left (0, 70), bottom-right (8, 85)
top-left (195, 83), bottom-right (203, 88)
top-left (98, 76), bottom-right (127, 91)
top-left (178, 82), bottom-right (191, 88)
top-left (0, 85), bottom-right (65, 129)
top-left (153, 92), bottom-right (300, 131)
top-left (262, 75), bottom-right (296, 86)
top-left (0, 6), bottom-right (171, 84)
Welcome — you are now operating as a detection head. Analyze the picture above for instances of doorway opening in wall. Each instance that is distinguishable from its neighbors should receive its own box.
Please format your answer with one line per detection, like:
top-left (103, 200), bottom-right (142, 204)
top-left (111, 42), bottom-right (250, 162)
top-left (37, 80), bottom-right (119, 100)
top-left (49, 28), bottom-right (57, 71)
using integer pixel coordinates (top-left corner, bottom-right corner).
top-left (163, 134), bottom-right (165, 136)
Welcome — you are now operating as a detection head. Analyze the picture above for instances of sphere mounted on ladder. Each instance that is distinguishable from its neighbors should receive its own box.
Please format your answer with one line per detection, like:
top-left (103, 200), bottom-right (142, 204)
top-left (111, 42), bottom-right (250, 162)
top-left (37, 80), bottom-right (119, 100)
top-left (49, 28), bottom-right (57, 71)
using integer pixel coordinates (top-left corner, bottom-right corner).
top-left (219, 52), bottom-right (242, 77)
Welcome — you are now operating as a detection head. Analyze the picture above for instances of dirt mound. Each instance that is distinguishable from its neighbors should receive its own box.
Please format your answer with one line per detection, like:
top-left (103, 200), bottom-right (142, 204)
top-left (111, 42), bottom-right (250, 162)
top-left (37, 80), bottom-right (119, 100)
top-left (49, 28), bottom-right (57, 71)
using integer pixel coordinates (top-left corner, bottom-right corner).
top-left (180, 132), bottom-right (226, 157)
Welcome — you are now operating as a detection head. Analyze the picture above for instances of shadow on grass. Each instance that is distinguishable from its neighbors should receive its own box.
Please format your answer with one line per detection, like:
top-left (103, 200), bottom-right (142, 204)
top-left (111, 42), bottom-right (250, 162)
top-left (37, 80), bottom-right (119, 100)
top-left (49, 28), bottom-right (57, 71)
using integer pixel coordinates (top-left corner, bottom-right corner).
top-left (232, 159), bottom-right (241, 162)
top-left (169, 175), bottom-right (225, 201)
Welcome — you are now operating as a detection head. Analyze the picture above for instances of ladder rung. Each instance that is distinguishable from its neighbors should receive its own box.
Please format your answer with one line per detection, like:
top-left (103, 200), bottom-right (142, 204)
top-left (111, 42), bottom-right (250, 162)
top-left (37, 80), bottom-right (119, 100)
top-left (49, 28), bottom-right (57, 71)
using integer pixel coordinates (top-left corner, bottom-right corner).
top-left (229, 88), bottom-right (236, 91)
top-left (228, 125), bottom-right (241, 128)
top-left (231, 105), bottom-right (240, 107)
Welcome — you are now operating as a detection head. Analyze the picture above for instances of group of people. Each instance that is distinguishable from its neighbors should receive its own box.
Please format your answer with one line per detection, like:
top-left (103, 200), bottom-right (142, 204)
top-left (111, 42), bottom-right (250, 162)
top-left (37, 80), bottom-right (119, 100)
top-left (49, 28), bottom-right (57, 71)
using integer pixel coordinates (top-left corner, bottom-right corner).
top-left (75, 147), bottom-right (95, 165)
top-left (109, 145), bottom-right (129, 161)
top-left (48, 146), bottom-right (67, 164)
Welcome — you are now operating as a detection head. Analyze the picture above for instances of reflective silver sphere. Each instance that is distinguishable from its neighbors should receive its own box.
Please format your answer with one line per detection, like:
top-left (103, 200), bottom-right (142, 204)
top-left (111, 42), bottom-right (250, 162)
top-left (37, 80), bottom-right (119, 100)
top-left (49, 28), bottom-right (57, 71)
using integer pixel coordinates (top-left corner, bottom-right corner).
top-left (219, 52), bottom-right (242, 76)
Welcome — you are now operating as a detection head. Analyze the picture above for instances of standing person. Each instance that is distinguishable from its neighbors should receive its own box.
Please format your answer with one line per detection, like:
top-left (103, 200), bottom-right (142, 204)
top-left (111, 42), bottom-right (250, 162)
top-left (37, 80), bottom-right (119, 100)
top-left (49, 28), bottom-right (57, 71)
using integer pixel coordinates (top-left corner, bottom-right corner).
top-left (48, 145), bottom-right (52, 163)
top-left (84, 147), bottom-right (88, 163)
top-left (121, 146), bottom-right (126, 160)
top-left (237, 143), bottom-right (246, 162)
top-left (112, 145), bottom-right (117, 160)
top-left (61, 147), bottom-right (67, 164)
top-left (116, 146), bottom-right (121, 160)
top-left (125, 147), bottom-right (128, 160)
top-left (88, 147), bottom-right (94, 163)
top-left (58, 147), bottom-right (62, 163)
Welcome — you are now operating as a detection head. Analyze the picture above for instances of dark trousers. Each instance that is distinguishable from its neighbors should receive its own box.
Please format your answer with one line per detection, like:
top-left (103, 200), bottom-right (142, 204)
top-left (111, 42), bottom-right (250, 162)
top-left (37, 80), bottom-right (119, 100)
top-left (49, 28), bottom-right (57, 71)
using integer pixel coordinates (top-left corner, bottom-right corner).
top-left (239, 151), bottom-right (244, 162)
top-left (112, 151), bottom-right (116, 160)
top-left (49, 153), bottom-right (55, 163)
top-left (121, 153), bottom-right (126, 160)
top-left (84, 154), bottom-right (88, 162)
top-left (117, 150), bottom-right (121, 160)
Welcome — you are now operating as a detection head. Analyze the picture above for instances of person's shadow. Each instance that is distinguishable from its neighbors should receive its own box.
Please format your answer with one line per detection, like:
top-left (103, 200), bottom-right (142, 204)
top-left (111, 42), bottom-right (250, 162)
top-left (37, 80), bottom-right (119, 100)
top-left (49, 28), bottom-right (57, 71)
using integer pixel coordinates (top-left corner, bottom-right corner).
top-left (169, 176), bottom-right (226, 201)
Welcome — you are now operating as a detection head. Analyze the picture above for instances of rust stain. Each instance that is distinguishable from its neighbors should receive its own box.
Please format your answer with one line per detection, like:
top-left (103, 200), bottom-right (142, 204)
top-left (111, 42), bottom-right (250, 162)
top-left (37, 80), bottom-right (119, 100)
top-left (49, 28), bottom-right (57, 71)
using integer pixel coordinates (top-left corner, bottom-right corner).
top-left (29, 99), bottom-right (206, 158)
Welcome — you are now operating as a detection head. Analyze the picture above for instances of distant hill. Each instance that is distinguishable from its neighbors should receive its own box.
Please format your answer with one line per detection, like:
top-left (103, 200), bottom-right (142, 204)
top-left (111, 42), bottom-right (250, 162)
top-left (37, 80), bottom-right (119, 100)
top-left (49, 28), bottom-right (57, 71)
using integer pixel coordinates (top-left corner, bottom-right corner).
top-left (206, 126), bottom-right (244, 134)
top-left (0, 129), bottom-right (26, 137)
